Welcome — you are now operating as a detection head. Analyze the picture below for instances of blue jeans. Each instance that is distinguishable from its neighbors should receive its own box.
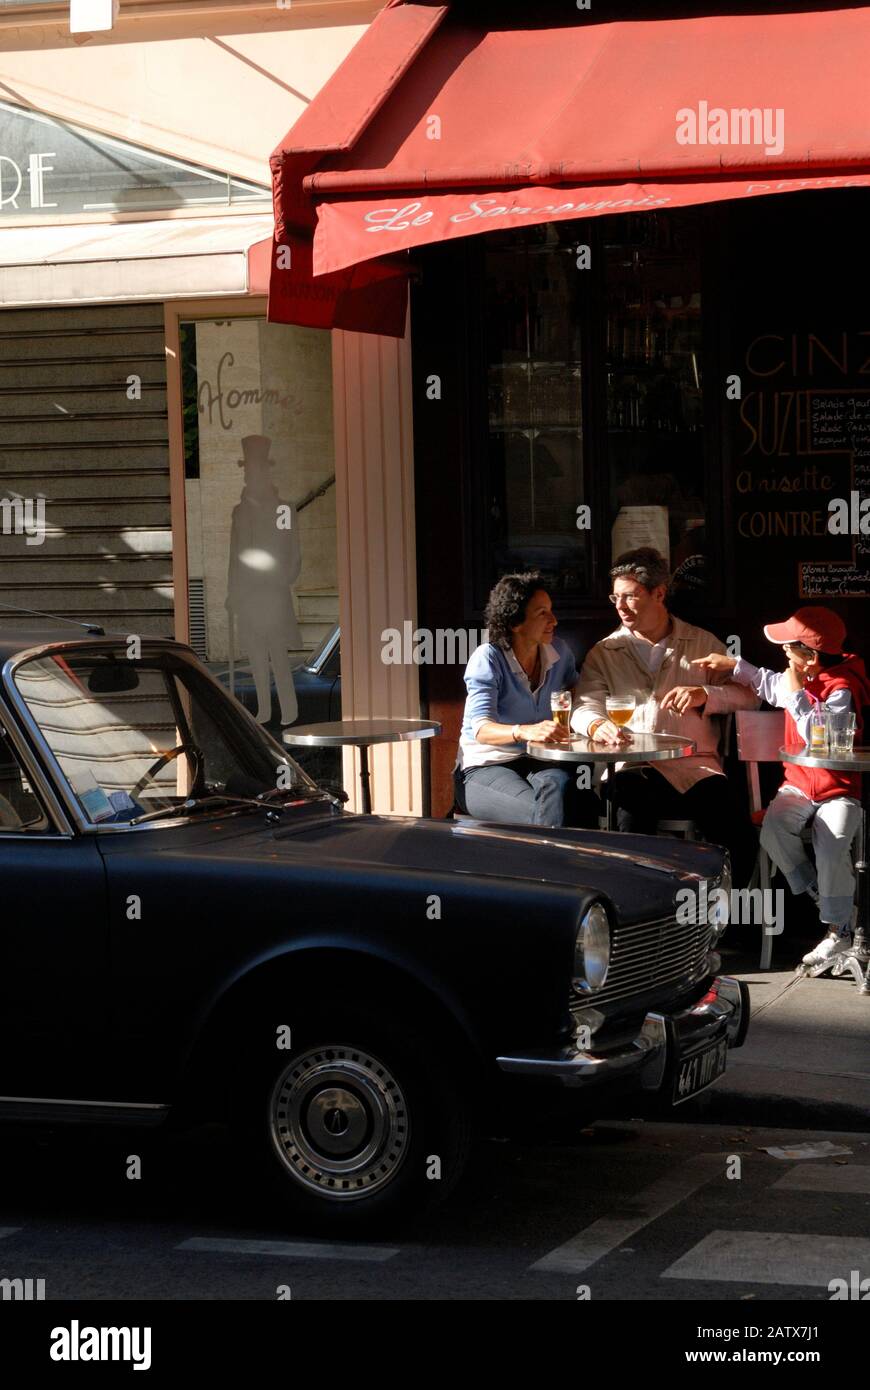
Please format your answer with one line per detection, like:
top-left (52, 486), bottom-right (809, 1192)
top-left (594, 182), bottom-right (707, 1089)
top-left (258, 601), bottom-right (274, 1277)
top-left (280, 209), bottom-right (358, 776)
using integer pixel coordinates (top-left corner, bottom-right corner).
top-left (459, 756), bottom-right (598, 829)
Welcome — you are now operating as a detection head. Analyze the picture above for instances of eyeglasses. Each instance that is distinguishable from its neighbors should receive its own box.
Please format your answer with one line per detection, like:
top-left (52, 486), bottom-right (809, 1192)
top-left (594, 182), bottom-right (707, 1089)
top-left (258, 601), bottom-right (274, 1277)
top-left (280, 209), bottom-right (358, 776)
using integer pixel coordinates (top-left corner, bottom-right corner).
top-left (608, 593), bottom-right (645, 607)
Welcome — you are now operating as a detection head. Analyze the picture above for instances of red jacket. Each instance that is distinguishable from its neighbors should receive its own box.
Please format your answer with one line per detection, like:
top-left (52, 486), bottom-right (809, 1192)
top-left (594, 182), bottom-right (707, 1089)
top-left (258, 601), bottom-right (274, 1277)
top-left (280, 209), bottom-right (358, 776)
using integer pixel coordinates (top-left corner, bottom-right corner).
top-left (782, 654), bottom-right (870, 802)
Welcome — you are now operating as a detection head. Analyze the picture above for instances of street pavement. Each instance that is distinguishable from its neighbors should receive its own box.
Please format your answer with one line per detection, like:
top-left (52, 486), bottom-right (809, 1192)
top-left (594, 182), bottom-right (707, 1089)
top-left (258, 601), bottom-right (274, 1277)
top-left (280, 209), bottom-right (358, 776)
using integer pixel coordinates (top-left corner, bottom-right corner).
top-left (704, 924), bottom-right (870, 1132)
top-left (0, 1117), bottom-right (867, 1300)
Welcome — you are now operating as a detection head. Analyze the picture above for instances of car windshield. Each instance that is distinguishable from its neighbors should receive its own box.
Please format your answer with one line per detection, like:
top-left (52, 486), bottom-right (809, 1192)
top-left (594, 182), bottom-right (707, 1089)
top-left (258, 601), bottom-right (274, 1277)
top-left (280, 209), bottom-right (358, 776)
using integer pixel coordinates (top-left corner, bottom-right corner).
top-left (11, 644), bottom-right (318, 825)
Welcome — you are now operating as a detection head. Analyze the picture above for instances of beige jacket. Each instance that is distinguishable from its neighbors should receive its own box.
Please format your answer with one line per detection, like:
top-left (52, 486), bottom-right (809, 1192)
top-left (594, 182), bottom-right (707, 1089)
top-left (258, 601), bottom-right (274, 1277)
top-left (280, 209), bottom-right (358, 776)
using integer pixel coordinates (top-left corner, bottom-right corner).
top-left (571, 616), bottom-right (759, 791)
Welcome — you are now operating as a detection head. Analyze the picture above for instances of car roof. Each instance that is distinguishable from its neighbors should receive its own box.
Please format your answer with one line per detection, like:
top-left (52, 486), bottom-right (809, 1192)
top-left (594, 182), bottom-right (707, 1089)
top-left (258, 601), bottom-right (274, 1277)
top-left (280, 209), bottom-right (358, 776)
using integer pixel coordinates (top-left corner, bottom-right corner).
top-left (0, 628), bottom-right (180, 666)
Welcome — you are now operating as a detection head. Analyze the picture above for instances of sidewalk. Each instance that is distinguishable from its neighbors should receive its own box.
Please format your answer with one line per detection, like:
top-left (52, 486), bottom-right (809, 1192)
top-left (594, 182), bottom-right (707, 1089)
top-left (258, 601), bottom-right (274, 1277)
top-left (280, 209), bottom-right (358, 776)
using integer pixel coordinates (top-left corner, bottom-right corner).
top-left (697, 941), bottom-right (870, 1131)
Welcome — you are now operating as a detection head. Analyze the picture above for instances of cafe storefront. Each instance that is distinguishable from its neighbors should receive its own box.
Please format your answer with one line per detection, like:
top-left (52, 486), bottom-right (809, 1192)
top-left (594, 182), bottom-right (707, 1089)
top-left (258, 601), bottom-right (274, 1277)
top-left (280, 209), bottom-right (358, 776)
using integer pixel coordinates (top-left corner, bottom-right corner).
top-left (267, 0), bottom-right (870, 813)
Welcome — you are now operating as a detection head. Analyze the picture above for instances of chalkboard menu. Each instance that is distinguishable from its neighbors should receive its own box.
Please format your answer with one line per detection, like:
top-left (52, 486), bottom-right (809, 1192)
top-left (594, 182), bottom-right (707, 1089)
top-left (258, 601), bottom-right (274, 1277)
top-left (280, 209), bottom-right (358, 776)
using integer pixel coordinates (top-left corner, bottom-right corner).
top-left (735, 334), bottom-right (870, 605)
top-left (802, 391), bottom-right (870, 598)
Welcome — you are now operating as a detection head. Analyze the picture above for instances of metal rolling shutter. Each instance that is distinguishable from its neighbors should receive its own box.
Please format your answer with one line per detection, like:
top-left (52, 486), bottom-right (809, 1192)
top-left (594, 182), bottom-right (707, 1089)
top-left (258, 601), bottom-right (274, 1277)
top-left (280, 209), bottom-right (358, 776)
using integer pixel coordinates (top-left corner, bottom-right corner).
top-left (0, 301), bottom-right (172, 637)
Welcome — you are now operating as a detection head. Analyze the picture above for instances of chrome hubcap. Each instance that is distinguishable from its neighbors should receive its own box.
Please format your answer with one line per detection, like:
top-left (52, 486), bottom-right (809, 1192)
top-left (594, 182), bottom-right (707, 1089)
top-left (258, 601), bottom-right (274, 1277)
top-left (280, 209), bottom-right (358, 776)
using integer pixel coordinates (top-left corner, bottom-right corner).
top-left (269, 1045), bottom-right (410, 1201)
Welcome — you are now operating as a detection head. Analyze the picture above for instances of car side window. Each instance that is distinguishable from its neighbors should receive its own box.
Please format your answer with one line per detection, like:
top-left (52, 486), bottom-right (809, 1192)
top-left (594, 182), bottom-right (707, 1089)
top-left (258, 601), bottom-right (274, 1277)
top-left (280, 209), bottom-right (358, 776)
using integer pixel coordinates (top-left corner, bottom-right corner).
top-left (0, 725), bottom-right (50, 834)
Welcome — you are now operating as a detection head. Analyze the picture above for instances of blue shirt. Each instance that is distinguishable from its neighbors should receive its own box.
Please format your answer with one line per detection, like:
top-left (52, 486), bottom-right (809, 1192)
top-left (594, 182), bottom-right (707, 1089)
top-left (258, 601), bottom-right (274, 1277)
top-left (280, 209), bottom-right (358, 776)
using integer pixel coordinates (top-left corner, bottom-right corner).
top-left (458, 637), bottom-right (579, 769)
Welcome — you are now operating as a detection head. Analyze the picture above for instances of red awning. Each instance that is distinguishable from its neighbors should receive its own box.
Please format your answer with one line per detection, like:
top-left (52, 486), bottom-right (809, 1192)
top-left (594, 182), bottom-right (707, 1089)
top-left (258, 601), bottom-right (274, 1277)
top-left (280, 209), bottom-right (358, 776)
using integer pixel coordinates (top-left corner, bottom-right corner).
top-left (269, 2), bottom-right (870, 335)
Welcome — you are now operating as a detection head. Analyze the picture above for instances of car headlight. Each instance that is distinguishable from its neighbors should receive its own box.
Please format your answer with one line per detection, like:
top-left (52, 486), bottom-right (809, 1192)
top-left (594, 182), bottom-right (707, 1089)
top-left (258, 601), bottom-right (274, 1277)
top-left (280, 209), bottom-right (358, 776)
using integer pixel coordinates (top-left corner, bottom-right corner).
top-left (574, 902), bottom-right (611, 993)
top-left (708, 857), bottom-right (732, 935)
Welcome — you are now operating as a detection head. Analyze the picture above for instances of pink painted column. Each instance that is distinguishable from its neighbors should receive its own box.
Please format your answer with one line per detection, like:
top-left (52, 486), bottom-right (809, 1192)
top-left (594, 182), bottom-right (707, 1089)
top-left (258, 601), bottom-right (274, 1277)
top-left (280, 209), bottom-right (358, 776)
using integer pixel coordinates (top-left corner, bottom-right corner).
top-left (331, 313), bottom-right (423, 815)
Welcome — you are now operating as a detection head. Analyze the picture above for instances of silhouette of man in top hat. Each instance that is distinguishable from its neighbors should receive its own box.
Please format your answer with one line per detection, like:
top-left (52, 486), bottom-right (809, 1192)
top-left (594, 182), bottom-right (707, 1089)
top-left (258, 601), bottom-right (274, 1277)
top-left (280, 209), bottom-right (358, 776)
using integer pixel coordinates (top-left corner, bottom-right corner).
top-left (226, 434), bottom-right (301, 726)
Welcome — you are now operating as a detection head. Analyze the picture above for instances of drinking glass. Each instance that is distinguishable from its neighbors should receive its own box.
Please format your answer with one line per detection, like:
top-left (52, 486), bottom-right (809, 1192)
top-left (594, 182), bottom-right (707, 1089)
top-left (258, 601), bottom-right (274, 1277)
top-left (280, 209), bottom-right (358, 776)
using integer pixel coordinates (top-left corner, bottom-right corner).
top-left (606, 695), bottom-right (636, 728)
top-left (550, 690), bottom-right (571, 731)
top-left (828, 711), bottom-right (857, 755)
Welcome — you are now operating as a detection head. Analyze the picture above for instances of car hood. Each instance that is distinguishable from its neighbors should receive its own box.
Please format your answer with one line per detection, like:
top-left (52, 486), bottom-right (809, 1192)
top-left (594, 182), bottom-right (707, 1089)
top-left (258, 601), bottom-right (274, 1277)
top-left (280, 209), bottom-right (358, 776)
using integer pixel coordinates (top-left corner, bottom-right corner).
top-left (265, 810), bottom-right (726, 922)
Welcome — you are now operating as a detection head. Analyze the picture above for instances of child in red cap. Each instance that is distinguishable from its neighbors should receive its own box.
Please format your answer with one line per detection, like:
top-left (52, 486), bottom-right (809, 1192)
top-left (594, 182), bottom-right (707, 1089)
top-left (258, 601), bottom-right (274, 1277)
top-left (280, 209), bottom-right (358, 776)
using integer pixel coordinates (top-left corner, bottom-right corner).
top-left (693, 607), bottom-right (870, 972)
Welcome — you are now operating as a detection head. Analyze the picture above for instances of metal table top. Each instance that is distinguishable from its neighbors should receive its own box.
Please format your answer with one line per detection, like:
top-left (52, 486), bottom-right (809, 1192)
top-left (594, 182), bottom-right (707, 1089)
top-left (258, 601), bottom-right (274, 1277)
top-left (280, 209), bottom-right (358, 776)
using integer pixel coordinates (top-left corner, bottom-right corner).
top-left (780, 745), bottom-right (870, 774)
top-left (525, 732), bottom-right (697, 764)
top-left (283, 718), bottom-right (441, 748)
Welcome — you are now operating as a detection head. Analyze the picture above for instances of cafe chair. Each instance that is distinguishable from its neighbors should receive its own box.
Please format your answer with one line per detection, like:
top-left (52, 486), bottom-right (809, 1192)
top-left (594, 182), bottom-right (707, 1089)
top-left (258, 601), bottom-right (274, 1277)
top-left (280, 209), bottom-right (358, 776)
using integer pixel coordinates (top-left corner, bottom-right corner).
top-left (654, 713), bottom-right (734, 842)
top-left (736, 710), bottom-right (785, 969)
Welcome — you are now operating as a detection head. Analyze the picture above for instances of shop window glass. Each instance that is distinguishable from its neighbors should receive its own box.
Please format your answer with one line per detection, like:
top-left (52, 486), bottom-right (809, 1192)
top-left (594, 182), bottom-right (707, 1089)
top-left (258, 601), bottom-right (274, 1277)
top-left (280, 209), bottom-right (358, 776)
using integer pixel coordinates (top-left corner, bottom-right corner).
top-left (478, 211), bottom-right (708, 607)
top-left (0, 101), bottom-right (269, 217)
top-left (483, 223), bottom-right (588, 598)
top-left (179, 316), bottom-right (342, 789)
top-left (603, 211), bottom-right (706, 604)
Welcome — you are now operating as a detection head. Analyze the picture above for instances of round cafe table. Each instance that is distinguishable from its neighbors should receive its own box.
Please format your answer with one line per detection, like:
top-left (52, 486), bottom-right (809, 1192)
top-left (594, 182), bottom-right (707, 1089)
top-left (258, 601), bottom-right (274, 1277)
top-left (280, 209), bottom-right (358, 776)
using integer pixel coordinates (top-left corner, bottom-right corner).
top-left (781, 745), bottom-right (870, 994)
top-left (283, 718), bottom-right (440, 815)
top-left (525, 731), bottom-right (697, 831)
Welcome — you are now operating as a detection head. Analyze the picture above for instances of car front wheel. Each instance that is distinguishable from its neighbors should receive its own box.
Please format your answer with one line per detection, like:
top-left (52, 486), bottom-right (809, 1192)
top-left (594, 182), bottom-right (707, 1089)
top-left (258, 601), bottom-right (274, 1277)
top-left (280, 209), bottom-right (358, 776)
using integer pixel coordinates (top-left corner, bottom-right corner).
top-left (232, 1012), bottom-right (472, 1233)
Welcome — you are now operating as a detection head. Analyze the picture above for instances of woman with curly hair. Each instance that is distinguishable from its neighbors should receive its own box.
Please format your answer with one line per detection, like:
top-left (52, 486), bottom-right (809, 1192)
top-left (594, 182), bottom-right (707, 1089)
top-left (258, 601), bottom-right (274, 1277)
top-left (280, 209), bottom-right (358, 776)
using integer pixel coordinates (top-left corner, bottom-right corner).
top-left (454, 572), bottom-right (599, 827)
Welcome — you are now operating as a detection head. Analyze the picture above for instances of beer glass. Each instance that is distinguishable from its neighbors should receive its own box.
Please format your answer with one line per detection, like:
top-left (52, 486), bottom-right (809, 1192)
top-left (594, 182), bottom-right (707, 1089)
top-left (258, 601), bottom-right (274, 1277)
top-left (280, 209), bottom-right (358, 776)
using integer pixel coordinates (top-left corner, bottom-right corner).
top-left (550, 690), bottom-right (571, 731)
top-left (606, 695), bottom-right (636, 728)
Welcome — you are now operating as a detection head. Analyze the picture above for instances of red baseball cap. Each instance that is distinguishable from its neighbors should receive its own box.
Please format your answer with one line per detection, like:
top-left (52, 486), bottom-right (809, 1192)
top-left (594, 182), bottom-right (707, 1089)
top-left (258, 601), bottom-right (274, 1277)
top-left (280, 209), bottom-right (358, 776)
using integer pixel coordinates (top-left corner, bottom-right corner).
top-left (763, 606), bottom-right (846, 655)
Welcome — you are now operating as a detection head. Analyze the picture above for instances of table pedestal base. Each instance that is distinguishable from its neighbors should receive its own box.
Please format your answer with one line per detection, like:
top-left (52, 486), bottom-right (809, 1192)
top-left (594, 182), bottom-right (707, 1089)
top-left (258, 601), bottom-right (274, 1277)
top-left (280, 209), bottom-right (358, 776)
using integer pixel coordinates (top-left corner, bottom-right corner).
top-left (853, 807), bottom-right (869, 993)
top-left (357, 744), bottom-right (372, 815)
top-left (826, 949), bottom-right (870, 991)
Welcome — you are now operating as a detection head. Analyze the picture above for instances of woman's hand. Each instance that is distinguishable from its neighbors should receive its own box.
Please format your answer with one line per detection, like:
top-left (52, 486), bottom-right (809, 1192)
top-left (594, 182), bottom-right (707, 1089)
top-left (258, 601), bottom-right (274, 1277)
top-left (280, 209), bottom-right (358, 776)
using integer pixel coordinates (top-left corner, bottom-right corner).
top-left (525, 719), bottom-right (570, 744)
top-left (589, 718), bottom-right (633, 747)
top-left (690, 652), bottom-right (736, 676)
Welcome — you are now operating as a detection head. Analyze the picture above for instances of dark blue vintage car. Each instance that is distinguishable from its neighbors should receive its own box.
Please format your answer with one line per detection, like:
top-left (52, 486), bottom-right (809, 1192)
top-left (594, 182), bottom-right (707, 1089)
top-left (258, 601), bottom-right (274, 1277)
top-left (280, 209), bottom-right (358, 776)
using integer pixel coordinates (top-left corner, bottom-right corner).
top-left (0, 627), bottom-right (748, 1232)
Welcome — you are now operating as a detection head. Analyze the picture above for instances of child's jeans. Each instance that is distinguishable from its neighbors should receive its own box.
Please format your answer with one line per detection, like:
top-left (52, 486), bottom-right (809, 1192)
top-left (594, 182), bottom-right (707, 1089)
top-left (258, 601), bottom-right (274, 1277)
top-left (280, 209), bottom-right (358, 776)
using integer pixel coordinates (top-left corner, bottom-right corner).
top-left (760, 786), bottom-right (861, 928)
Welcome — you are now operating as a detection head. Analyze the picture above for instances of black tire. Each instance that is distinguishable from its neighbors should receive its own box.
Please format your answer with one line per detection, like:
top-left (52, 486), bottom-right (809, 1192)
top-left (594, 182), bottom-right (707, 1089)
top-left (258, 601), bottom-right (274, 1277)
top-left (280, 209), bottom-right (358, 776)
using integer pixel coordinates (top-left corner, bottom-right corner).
top-left (229, 1008), bottom-right (473, 1235)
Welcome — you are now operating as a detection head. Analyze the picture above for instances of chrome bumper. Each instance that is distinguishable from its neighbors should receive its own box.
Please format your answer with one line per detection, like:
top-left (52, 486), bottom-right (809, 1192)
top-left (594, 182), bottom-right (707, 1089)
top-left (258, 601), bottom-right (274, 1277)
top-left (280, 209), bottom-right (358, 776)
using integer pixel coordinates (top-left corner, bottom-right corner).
top-left (496, 975), bottom-right (750, 1090)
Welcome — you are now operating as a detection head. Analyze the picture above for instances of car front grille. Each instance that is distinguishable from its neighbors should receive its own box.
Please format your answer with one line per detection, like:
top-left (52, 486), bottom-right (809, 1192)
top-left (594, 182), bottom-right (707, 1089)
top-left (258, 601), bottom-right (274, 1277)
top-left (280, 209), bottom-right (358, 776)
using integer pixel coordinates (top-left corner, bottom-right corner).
top-left (573, 912), bottom-right (714, 1010)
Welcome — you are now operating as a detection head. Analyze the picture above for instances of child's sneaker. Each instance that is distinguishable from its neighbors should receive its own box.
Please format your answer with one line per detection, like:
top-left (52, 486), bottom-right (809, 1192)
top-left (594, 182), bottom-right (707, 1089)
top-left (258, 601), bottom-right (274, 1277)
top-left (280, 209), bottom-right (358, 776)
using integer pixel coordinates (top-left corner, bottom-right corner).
top-left (801, 931), bottom-right (852, 974)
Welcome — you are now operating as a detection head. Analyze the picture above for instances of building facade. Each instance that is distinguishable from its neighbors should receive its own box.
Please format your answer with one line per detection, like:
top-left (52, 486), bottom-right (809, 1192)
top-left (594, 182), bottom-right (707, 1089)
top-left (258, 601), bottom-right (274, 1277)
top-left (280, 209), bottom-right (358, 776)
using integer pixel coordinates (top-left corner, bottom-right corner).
top-left (0, 0), bottom-right (425, 813)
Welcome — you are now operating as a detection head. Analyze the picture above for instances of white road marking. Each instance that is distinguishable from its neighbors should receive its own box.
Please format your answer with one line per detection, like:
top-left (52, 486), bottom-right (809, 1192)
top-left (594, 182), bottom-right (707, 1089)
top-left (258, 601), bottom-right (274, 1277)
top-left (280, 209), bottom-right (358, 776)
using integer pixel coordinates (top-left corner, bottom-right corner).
top-left (177, 1236), bottom-right (399, 1263)
top-left (772, 1164), bottom-right (870, 1194)
top-left (662, 1231), bottom-right (870, 1287)
top-left (530, 1153), bottom-right (723, 1274)
top-left (0, 1228), bottom-right (22, 1240)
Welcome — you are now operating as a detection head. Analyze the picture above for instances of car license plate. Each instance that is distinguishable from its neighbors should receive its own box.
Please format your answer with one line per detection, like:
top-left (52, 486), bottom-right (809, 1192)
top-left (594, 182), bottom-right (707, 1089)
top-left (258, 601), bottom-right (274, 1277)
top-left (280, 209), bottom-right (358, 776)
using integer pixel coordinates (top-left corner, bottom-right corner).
top-left (673, 1036), bottom-right (728, 1104)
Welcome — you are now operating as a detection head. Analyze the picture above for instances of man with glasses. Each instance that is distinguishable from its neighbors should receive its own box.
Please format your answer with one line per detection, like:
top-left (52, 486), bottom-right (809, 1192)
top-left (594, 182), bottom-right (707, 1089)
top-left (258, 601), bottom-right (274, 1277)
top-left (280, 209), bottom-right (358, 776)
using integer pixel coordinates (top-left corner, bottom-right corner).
top-left (571, 547), bottom-right (758, 885)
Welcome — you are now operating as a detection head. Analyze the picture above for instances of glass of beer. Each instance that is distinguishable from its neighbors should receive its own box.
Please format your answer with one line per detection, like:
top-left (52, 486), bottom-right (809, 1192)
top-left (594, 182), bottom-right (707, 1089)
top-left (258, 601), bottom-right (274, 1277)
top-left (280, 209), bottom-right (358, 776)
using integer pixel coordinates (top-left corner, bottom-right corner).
top-left (550, 690), bottom-right (571, 730)
top-left (606, 694), bottom-right (636, 728)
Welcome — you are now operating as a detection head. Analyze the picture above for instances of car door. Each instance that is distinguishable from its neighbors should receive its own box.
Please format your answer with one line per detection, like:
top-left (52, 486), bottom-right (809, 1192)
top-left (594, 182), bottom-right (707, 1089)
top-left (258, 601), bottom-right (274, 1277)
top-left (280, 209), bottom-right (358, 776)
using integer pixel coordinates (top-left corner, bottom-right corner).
top-left (0, 716), bottom-right (110, 1099)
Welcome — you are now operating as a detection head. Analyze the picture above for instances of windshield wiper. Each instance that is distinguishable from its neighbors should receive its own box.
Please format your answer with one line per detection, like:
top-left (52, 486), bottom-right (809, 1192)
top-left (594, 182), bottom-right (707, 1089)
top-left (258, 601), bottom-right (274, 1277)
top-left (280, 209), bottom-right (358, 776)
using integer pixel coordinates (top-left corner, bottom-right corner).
top-left (127, 788), bottom-right (328, 827)
top-left (256, 784), bottom-right (332, 805)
